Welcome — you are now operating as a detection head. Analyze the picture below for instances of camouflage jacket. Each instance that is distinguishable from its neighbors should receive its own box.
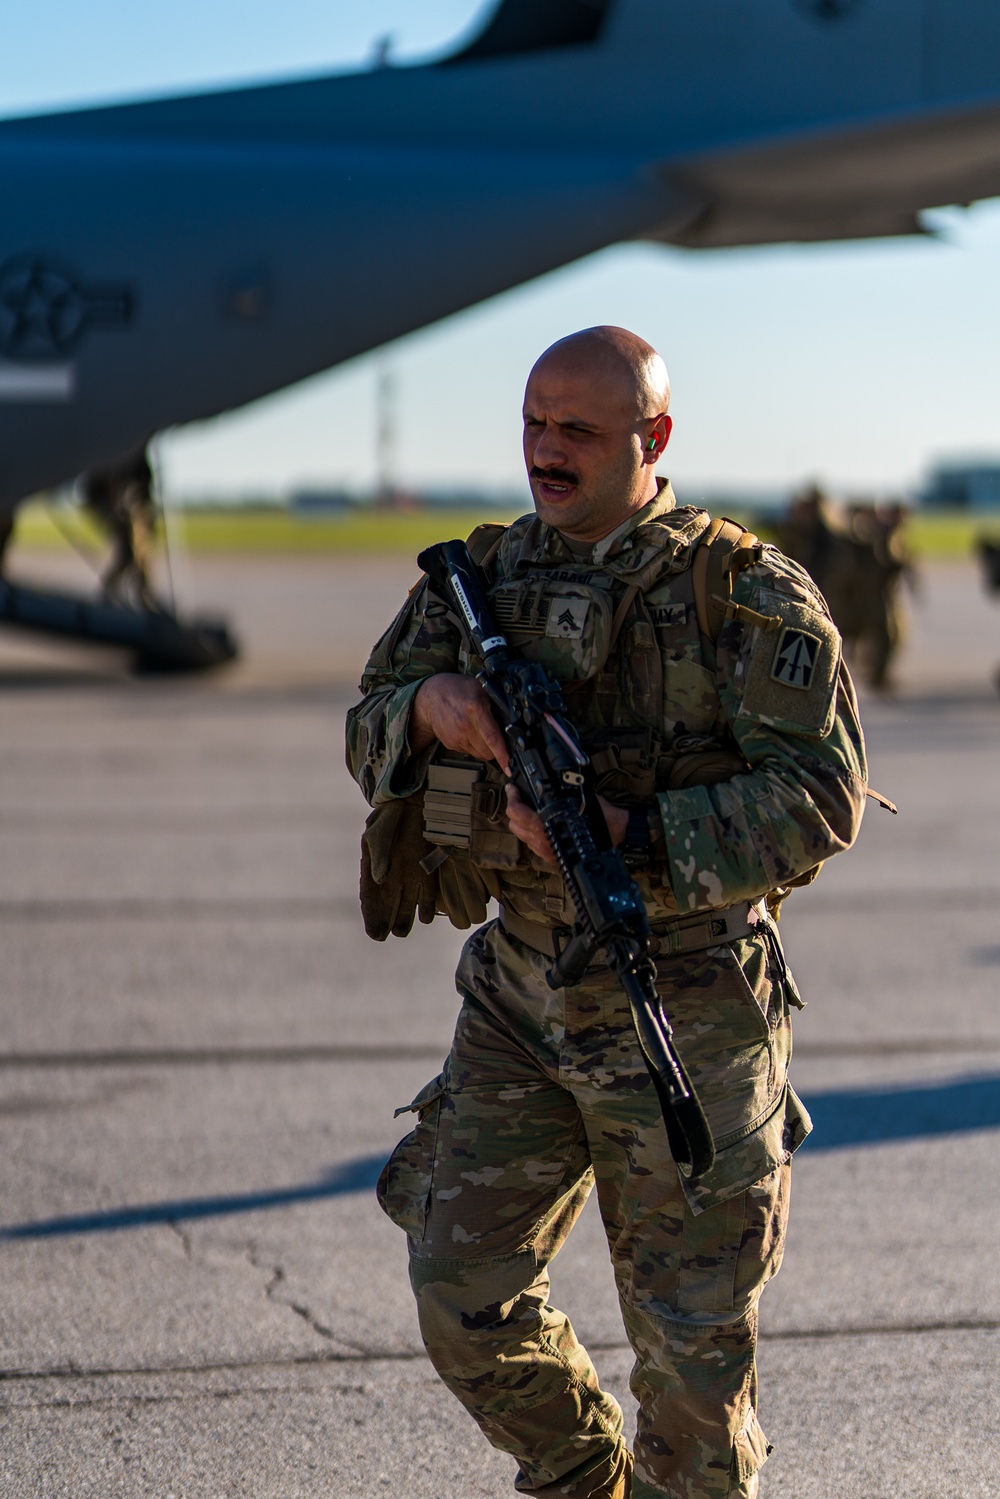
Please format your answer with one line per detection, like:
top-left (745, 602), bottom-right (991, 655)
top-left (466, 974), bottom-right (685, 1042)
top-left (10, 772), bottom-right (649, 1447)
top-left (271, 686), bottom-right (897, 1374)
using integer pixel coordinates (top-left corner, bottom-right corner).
top-left (345, 482), bottom-right (867, 924)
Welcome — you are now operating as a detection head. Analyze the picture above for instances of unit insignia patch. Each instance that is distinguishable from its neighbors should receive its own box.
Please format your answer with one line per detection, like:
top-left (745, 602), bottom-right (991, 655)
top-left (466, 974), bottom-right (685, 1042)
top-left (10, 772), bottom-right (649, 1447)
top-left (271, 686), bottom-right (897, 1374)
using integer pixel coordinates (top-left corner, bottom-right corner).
top-left (771, 628), bottom-right (820, 690)
top-left (739, 586), bottom-right (840, 736)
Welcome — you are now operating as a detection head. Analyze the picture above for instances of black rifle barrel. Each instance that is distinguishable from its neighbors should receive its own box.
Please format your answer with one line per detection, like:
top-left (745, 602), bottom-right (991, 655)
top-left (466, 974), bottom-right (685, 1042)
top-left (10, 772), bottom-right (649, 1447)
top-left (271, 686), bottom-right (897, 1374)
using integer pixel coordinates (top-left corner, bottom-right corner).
top-left (417, 540), bottom-right (714, 1180)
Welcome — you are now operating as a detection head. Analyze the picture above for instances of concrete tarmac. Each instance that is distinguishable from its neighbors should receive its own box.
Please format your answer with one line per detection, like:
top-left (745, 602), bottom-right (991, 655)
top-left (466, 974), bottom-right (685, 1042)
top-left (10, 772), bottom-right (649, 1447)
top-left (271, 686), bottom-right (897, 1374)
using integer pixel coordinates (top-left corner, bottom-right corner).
top-left (0, 546), bottom-right (998, 1497)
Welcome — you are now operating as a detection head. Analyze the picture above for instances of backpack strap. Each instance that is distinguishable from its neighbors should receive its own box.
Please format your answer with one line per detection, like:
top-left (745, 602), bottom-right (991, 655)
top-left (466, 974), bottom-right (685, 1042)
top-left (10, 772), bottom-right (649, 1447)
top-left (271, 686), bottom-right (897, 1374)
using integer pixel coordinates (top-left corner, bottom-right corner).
top-left (466, 521), bottom-right (507, 572)
top-left (691, 516), bottom-right (771, 640)
top-left (608, 582), bottom-right (642, 654)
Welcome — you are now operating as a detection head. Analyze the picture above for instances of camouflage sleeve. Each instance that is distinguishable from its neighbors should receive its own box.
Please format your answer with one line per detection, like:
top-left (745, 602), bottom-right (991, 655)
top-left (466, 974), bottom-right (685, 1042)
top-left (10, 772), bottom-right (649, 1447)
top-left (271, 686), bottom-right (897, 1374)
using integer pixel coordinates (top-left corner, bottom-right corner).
top-left (657, 548), bottom-right (868, 911)
top-left (344, 577), bottom-right (462, 806)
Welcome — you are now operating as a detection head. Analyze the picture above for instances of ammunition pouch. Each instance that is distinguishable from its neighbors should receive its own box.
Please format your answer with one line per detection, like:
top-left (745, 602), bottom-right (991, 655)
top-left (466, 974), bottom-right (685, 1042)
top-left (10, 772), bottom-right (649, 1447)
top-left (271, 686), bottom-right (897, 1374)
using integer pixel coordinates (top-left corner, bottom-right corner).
top-left (590, 731), bottom-right (659, 800)
top-left (422, 756), bottom-right (522, 870)
top-left (589, 730), bottom-right (750, 803)
top-left (668, 748), bottom-right (750, 789)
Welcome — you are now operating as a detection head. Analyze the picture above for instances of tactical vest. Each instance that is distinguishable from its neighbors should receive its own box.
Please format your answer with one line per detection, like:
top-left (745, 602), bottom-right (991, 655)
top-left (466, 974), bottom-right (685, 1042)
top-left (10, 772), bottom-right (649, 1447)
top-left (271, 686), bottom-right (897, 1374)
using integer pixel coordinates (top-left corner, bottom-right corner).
top-left (417, 511), bottom-right (778, 930)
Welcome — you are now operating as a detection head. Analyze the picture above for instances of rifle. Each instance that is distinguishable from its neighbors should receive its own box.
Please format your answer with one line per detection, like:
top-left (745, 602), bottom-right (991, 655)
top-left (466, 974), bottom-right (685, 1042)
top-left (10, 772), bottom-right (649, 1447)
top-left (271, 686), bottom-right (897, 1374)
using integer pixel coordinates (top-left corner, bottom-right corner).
top-left (417, 539), bottom-right (715, 1180)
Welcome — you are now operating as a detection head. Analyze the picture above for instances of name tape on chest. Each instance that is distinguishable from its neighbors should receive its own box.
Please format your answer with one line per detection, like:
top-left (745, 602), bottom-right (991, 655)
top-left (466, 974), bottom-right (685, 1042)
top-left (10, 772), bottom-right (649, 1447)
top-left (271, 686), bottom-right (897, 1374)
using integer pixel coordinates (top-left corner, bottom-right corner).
top-left (650, 601), bottom-right (688, 629)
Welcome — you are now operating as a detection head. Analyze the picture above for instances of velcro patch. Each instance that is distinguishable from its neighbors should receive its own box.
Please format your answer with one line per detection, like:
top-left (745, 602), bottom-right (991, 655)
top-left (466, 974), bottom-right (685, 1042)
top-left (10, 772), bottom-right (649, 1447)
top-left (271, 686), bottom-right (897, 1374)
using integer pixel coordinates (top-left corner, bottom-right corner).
top-left (738, 588), bottom-right (841, 737)
top-left (546, 596), bottom-right (589, 639)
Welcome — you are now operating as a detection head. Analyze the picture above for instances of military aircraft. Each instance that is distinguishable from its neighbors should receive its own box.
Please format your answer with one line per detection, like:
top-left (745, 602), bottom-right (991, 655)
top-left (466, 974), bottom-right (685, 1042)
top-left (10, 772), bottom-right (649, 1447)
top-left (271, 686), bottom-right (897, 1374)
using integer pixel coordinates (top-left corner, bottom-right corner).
top-left (2, 0), bottom-right (1000, 663)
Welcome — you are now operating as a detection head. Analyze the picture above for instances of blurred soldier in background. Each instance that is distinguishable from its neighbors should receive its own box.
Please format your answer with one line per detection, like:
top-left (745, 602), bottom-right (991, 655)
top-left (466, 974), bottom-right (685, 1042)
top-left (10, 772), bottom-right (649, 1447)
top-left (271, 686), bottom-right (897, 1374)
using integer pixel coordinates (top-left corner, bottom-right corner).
top-left (864, 499), bottom-right (918, 692)
top-left (977, 534), bottom-right (1000, 594)
top-left (83, 448), bottom-right (161, 610)
top-left (774, 482), bottom-right (841, 594)
top-left (777, 485), bottom-right (915, 693)
top-left (976, 534), bottom-right (1000, 694)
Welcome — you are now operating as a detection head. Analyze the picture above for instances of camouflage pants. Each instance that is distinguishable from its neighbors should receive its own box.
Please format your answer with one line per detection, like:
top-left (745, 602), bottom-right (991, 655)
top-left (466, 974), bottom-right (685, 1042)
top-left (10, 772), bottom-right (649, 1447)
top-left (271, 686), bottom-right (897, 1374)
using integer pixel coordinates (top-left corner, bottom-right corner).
top-left (378, 920), bottom-right (796, 1499)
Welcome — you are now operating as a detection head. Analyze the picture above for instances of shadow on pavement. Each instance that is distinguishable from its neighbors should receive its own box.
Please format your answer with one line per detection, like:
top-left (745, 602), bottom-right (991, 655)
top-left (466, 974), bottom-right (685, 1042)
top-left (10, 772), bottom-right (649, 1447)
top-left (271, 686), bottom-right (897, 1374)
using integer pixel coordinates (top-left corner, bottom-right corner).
top-left (0, 1152), bottom-right (388, 1239)
top-left (4, 1075), bottom-right (999, 1239)
top-left (800, 1072), bottom-right (1000, 1150)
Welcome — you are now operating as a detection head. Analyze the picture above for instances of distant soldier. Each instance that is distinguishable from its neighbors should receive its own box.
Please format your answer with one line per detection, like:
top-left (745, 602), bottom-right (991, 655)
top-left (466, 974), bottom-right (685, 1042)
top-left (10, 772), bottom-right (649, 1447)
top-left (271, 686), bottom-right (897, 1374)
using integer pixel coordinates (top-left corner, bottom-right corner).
top-left (976, 534), bottom-right (1000, 695)
top-left (977, 534), bottom-right (1000, 595)
top-left (865, 500), bottom-right (917, 692)
top-left (774, 482), bottom-right (841, 587)
top-left (778, 487), bottom-right (914, 693)
top-left (775, 484), bottom-right (858, 641)
top-left (82, 448), bottom-right (160, 610)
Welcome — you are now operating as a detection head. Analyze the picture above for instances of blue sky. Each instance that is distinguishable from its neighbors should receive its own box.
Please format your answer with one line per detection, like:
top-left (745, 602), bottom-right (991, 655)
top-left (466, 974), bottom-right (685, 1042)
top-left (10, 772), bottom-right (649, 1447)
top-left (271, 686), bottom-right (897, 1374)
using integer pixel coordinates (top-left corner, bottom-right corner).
top-left (5, 1), bottom-right (1000, 501)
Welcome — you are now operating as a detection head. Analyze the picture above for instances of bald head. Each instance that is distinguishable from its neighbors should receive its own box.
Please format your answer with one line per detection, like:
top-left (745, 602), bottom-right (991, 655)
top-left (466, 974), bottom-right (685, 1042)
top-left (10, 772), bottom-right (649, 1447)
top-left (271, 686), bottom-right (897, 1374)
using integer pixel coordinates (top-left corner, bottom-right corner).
top-left (531, 326), bottom-right (670, 420)
top-left (522, 326), bottom-right (673, 542)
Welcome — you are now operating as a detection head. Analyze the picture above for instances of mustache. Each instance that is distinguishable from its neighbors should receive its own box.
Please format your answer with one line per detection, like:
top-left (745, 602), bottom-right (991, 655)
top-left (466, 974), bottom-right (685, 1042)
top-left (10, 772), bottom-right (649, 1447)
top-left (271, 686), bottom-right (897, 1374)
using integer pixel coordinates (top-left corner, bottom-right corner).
top-left (530, 466), bottom-right (579, 486)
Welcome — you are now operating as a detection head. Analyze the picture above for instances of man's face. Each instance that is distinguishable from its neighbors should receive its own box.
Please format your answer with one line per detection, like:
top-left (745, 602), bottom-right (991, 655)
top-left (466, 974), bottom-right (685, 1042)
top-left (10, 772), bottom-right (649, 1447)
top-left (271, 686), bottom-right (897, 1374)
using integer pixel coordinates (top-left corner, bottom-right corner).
top-left (522, 356), bottom-right (668, 542)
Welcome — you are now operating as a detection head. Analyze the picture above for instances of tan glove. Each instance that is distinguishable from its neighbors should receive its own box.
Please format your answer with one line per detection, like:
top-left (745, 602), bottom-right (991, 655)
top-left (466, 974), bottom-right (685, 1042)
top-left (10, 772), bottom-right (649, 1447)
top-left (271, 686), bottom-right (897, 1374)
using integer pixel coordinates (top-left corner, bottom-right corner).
top-left (360, 795), bottom-right (498, 938)
top-left (359, 797), bottom-right (438, 940)
top-left (436, 857), bottom-right (498, 930)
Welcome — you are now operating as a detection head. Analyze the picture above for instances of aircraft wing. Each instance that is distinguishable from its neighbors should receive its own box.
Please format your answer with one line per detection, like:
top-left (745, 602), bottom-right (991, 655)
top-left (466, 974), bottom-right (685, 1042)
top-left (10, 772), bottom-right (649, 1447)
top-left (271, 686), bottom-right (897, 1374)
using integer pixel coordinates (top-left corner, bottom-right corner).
top-left (2, 0), bottom-right (1000, 506)
top-left (658, 99), bottom-right (1000, 248)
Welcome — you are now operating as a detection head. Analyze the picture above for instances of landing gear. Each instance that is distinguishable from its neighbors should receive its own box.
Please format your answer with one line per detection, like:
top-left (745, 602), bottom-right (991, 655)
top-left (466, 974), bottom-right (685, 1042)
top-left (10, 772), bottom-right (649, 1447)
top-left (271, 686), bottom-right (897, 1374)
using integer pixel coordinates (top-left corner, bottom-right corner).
top-left (0, 446), bottom-right (239, 672)
top-left (0, 577), bottom-right (238, 671)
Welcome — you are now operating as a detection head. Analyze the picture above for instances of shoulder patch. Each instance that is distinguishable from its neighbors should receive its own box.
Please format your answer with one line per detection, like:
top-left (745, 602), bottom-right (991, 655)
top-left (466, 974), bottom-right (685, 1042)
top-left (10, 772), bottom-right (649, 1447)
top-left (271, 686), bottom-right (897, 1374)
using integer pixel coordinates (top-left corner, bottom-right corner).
top-left (738, 587), bottom-right (841, 737)
top-left (771, 627), bottom-right (821, 690)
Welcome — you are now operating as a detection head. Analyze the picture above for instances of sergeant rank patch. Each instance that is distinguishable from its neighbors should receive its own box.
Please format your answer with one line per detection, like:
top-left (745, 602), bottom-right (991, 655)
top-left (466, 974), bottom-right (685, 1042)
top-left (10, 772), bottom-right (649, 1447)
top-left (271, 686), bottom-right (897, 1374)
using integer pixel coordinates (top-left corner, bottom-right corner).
top-left (771, 628), bottom-right (820, 690)
top-left (545, 597), bottom-right (589, 639)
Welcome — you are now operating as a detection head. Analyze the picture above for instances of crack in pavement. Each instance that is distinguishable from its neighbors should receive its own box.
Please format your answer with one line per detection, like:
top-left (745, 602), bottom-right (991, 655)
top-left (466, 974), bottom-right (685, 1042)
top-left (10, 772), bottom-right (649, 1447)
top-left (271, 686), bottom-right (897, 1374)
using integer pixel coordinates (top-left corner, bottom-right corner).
top-left (167, 1220), bottom-right (193, 1261)
top-left (2, 1317), bottom-right (998, 1392)
top-left (246, 1242), bottom-right (370, 1360)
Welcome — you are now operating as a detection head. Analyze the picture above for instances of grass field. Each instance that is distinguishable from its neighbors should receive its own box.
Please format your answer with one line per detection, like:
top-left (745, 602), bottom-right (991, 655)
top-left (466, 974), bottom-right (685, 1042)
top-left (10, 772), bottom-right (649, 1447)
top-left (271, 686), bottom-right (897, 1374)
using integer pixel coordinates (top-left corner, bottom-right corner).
top-left (11, 500), bottom-right (1000, 561)
top-left (12, 503), bottom-right (525, 558)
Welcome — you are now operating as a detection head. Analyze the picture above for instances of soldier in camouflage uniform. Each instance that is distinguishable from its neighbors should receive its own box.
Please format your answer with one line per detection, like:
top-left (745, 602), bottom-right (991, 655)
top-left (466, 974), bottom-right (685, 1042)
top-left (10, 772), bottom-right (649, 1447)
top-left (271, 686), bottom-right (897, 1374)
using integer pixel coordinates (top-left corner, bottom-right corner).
top-left (346, 328), bottom-right (867, 1499)
top-left (83, 447), bottom-right (160, 610)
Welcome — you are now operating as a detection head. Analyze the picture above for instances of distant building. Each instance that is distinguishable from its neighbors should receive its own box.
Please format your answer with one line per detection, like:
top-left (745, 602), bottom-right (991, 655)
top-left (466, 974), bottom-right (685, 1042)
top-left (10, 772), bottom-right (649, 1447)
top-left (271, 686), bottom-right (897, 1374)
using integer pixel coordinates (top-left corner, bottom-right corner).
top-left (417, 488), bottom-right (525, 510)
top-left (922, 463), bottom-right (1000, 511)
top-left (289, 489), bottom-right (356, 514)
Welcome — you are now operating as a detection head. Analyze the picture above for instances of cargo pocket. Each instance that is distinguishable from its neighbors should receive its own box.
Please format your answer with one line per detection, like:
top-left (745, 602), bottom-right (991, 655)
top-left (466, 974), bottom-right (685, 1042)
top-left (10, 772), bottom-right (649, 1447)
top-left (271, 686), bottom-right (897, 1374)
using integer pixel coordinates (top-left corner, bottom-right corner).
top-left (376, 1073), bottom-right (447, 1242)
top-left (685, 1083), bottom-right (811, 1216)
top-left (659, 934), bottom-right (811, 1214)
top-left (732, 1406), bottom-right (772, 1487)
top-left (657, 937), bottom-right (775, 1152)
